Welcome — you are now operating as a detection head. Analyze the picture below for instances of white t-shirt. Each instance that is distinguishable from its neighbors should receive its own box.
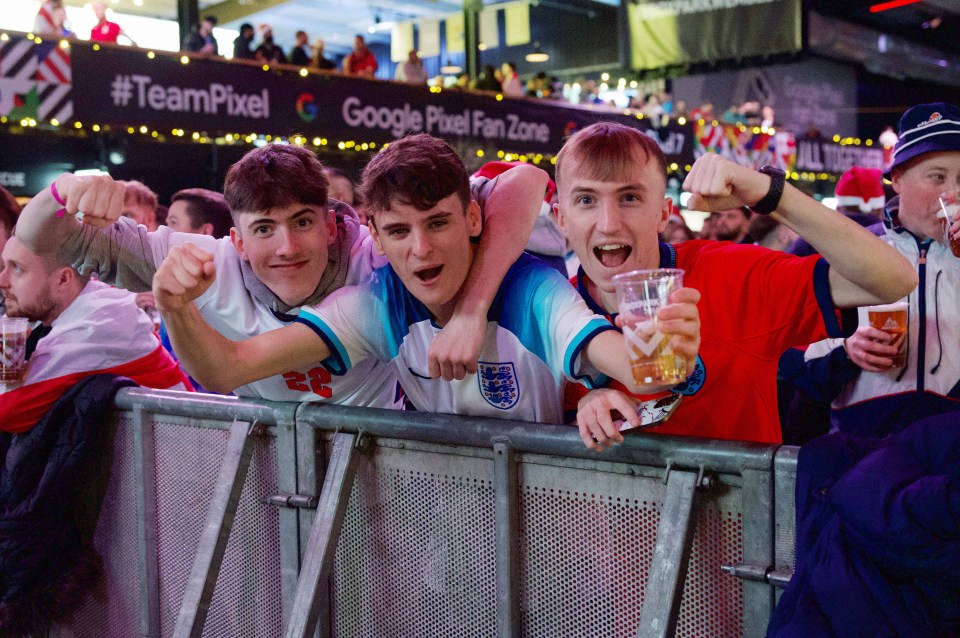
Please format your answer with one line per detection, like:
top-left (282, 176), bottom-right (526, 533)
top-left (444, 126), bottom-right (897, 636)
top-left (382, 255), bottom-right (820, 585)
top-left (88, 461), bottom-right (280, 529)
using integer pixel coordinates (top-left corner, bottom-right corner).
top-left (296, 254), bottom-right (614, 423)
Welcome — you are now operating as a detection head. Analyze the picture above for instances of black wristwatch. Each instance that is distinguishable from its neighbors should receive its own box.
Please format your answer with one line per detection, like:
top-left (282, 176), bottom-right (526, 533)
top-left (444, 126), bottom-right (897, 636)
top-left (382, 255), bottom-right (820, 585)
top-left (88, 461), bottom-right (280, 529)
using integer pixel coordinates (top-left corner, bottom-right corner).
top-left (749, 165), bottom-right (786, 215)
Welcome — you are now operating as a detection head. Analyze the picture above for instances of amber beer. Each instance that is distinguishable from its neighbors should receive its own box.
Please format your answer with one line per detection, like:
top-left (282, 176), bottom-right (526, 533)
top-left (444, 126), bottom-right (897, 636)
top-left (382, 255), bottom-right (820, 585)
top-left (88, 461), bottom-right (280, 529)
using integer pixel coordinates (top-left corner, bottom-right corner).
top-left (622, 319), bottom-right (686, 385)
top-left (614, 268), bottom-right (686, 386)
top-left (0, 317), bottom-right (29, 385)
top-left (866, 302), bottom-right (909, 369)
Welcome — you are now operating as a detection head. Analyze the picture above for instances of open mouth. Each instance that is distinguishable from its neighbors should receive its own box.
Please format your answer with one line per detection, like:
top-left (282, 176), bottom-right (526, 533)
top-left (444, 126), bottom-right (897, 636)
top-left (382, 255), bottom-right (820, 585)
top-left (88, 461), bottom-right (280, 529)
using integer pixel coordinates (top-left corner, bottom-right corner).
top-left (593, 244), bottom-right (632, 268)
top-left (415, 265), bottom-right (443, 282)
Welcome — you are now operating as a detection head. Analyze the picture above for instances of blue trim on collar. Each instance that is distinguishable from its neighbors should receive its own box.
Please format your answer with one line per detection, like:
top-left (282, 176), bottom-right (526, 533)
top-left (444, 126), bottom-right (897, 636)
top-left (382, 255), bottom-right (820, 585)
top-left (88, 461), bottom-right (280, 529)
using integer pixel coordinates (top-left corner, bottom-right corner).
top-left (659, 241), bottom-right (677, 268)
top-left (271, 309), bottom-right (299, 323)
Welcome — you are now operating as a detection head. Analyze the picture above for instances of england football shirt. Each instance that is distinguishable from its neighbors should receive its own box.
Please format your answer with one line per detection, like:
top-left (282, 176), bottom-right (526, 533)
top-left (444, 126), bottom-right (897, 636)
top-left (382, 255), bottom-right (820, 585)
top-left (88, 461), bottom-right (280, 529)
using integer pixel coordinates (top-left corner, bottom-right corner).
top-left (296, 254), bottom-right (615, 423)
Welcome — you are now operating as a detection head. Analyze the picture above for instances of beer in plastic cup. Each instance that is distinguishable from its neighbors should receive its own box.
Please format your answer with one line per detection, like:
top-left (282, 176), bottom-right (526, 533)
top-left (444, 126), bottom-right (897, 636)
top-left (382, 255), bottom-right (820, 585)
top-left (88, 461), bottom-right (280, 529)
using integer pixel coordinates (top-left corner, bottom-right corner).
top-left (937, 188), bottom-right (960, 257)
top-left (0, 317), bottom-right (29, 385)
top-left (866, 302), bottom-right (909, 369)
top-left (613, 268), bottom-right (686, 386)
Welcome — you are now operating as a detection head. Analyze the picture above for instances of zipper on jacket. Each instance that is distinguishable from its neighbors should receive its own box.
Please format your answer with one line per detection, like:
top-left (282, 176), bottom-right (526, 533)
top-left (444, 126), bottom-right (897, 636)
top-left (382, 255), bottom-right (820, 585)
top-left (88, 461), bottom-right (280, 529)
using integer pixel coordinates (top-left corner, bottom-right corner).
top-left (917, 241), bottom-right (930, 392)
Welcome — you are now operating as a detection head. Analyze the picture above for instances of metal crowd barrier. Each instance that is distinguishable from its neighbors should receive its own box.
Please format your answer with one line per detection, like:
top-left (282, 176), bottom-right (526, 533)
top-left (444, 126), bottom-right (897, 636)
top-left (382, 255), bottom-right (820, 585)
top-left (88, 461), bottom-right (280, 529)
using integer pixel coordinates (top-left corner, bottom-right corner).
top-left (48, 388), bottom-right (799, 638)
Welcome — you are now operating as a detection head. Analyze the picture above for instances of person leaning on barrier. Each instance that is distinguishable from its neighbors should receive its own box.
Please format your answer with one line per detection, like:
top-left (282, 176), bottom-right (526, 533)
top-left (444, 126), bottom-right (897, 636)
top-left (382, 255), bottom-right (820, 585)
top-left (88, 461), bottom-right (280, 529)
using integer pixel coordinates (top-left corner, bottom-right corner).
top-left (15, 144), bottom-right (545, 405)
top-left (0, 234), bottom-right (190, 433)
top-left (801, 102), bottom-right (960, 437)
top-left (152, 134), bottom-right (700, 430)
top-left (558, 122), bottom-right (917, 447)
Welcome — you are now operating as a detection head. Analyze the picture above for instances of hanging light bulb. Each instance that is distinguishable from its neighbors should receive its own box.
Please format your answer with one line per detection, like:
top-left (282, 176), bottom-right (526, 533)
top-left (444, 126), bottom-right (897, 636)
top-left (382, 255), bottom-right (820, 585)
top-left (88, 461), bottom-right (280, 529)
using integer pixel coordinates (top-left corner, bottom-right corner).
top-left (440, 59), bottom-right (462, 74)
top-left (525, 41), bottom-right (549, 63)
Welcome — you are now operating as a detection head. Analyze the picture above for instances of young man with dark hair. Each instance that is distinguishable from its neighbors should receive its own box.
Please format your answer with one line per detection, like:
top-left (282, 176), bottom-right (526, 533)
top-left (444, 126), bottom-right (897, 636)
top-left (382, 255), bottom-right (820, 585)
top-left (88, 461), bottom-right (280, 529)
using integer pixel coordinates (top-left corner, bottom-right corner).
top-left (153, 134), bottom-right (700, 438)
top-left (557, 122), bottom-right (916, 445)
top-left (16, 143), bottom-right (546, 406)
top-left (166, 188), bottom-right (233, 239)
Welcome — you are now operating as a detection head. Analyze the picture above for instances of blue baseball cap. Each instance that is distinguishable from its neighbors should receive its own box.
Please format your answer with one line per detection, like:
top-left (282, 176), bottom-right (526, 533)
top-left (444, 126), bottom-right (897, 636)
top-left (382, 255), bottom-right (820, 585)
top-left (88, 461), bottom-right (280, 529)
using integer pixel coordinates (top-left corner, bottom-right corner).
top-left (885, 102), bottom-right (960, 178)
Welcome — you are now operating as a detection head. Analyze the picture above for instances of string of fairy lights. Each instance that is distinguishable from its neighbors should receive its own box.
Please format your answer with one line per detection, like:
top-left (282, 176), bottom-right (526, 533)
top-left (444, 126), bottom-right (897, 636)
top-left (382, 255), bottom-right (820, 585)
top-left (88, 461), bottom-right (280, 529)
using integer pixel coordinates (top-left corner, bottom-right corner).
top-left (0, 31), bottom-right (892, 184)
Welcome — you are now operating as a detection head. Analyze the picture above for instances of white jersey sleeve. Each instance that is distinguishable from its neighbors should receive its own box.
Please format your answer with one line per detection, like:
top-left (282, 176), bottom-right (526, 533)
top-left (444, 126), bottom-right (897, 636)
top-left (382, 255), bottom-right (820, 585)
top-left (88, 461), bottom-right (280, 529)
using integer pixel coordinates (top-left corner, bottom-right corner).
top-left (294, 275), bottom-right (393, 372)
top-left (493, 256), bottom-right (614, 387)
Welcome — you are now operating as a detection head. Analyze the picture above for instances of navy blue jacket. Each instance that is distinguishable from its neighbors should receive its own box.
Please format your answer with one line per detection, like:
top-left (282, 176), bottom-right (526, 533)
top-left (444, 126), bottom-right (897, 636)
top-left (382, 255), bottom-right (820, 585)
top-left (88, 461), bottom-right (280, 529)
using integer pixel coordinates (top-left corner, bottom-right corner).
top-left (768, 413), bottom-right (960, 637)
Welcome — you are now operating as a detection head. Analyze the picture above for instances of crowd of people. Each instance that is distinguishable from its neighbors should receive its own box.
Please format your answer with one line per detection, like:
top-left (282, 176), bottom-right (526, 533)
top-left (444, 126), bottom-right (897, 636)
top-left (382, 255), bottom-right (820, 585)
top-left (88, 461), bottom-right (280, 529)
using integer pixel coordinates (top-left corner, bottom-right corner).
top-left (3, 89), bottom-right (960, 633)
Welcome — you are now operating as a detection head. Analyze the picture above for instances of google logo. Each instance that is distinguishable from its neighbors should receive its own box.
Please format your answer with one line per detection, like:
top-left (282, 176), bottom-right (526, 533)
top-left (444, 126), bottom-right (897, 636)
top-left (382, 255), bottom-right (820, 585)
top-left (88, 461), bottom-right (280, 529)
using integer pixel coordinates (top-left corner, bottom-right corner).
top-left (296, 93), bottom-right (318, 122)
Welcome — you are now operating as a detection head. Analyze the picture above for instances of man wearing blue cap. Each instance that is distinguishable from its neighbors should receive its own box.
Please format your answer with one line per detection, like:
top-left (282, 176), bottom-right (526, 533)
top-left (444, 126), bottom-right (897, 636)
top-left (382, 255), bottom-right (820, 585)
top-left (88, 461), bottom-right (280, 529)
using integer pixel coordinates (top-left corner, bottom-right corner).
top-left (804, 102), bottom-right (960, 436)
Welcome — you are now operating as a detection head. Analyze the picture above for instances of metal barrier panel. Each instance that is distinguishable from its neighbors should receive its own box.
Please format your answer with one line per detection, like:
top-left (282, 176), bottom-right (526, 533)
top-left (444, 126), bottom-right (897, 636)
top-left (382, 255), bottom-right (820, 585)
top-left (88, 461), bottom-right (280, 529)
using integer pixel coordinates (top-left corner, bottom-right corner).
top-left (150, 414), bottom-right (283, 637)
top-left (325, 438), bottom-right (755, 638)
top-left (517, 456), bottom-right (744, 638)
top-left (52, 409), bottom-right (287, 638)
top-left (42, 392), bottom-right (796, 638)
top-left (53, 414), bottom-right (143, 638)
top-left (331, 440), bottom-right (498, 638)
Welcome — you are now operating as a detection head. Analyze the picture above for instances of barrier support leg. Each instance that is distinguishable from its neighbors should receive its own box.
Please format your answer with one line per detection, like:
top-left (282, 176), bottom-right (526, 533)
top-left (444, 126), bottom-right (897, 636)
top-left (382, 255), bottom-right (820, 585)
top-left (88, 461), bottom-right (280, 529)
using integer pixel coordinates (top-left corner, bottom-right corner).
top-left (493, 442), bottom-right (520, 638)
top-left (636, 468), bottom-right (700, 638)
top-left (134, 406), bottom-right (161, 638)
top-left (284, 432), bottom-right (363, 638)
top-left (172, 419), bottom-right (262, 638)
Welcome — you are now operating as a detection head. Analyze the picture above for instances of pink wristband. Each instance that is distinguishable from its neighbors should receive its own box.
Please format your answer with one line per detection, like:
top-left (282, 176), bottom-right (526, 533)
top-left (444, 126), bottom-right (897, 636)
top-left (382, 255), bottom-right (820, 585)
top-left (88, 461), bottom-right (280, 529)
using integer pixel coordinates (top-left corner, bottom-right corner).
top-left (50, 181), bottom-right (68, 218)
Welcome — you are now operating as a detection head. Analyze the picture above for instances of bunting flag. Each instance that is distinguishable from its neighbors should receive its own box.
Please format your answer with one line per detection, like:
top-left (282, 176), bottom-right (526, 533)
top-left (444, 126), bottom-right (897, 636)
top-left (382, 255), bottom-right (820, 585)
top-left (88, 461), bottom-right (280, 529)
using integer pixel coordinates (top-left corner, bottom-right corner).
top-left (0, 37), bottom-right (72, 122)
top-left (694, 121), bottom-right (796, 172)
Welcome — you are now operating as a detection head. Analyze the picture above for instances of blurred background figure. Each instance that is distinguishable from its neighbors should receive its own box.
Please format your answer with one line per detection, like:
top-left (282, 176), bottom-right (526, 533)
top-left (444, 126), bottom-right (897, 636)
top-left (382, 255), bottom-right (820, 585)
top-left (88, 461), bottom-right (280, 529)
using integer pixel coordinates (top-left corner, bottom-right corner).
top-left (232, 23), bottom-right (255, 60)
top-left (165, 188), bottom-right (232, 239)
top-left (396, 49), bottom-right (428, 84)
top-left (474, 64), bottom-right (500, 92)
top-left (500, 62), bottom-right (523, 97)
top-left (183, 15), bottom-right (218, 55)
top-left (323, 167), bottom-right (356, 207)
top-left (289, 30), bottom-right (311, 66)
top-left (663, 211), bottom-right (695, 244)
top-left (343, 35), bottom-right (377, 77)
top-left (750, 215), bottom-right (798, 252)
top-left (311, 39), bottom-right (336, 70)
top-left (714, 207), bottom-right (752, 243)
top-left (89, 2), bottom-right (136, 46)
top-left (33, 0), bottom-right (62, 37)
top-left (255, 25), bottom-right (286, 64)
top-left (120, 180), bottom-right (158, 231)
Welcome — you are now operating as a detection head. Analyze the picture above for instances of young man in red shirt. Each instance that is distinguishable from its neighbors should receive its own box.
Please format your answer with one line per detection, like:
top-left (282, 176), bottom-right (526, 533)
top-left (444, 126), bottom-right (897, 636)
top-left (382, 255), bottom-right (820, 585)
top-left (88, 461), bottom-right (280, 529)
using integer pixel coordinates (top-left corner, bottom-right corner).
top-left (558, 122), bottom-right (917, 446)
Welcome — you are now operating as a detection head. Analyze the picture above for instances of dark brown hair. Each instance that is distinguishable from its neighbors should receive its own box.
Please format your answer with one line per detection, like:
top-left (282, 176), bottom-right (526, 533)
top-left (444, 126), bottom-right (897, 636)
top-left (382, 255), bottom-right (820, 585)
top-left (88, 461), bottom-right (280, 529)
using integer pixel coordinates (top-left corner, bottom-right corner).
top-left (555, 121), bottom-right (667, 191)
top-left (171, 188), bottom-right (233, 238)
top-left (224, 144), bottom-right (328, 223)
top-left (0, 186), bottom-right (20, 239)
top-left (360, 134), bottom-right (470, 222)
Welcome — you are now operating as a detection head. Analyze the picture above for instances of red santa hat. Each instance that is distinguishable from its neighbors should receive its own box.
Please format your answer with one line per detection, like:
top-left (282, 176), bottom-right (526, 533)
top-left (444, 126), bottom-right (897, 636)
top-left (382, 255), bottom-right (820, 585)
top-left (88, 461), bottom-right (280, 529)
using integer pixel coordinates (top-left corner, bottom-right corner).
top-left (835, 166), bottom-right (885, 213)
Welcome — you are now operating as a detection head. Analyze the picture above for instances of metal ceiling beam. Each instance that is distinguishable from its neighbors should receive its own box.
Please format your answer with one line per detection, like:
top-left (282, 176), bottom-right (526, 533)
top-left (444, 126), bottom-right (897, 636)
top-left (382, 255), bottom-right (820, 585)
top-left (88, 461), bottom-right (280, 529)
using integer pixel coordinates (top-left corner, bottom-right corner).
top-left (202, 0), bottom-right (295, 26)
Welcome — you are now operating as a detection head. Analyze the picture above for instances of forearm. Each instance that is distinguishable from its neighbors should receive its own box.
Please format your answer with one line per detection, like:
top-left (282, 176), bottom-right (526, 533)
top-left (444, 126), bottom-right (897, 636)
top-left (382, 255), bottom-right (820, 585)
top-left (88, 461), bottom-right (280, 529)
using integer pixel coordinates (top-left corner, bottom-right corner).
top-left (458, 165), bottom-right (547, 316)
top-left (165, 306), bottom-right (332, 393)
top-left (162, 304), bottom-right (247, 393)
top-left (772, 185), bottom-right (917, 306)
top-left (16, 180), bottom-right (82, 254)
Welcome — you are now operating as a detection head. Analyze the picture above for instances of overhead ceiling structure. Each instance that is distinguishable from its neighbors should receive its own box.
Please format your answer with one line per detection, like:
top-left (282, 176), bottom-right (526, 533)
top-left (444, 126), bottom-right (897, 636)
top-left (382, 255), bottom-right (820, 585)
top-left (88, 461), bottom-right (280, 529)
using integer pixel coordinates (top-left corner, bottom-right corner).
top-left (808, 0), bottom-right (960, 87)
top-left (58, 0), bottom-right (960, 71)
top-left (810, 0), bottom-right (960, 55)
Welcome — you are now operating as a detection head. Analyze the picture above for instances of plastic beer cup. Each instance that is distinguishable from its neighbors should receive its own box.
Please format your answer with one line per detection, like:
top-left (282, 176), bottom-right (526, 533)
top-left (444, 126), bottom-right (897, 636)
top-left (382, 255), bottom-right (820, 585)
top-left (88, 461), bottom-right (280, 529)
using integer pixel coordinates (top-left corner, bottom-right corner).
top-left (865, 302), bottom-right (909, 369)
top-left (613, 268), bottom-right (686, 386)
top-left (0, 317), bottom-right (29, 385)
top-left (937, 188), bottom-right (960, 258)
